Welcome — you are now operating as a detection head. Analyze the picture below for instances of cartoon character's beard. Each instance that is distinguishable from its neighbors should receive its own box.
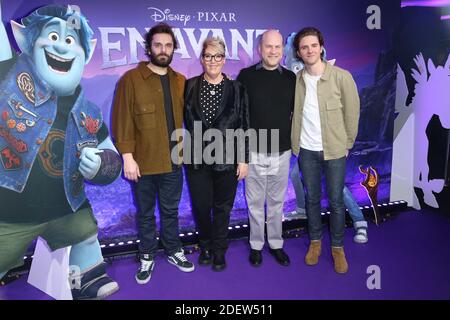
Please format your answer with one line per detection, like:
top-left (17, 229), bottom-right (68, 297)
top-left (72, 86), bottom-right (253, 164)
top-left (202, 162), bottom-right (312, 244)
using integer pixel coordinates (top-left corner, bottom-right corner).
top-left (150, 53), bottom-right (174, 67)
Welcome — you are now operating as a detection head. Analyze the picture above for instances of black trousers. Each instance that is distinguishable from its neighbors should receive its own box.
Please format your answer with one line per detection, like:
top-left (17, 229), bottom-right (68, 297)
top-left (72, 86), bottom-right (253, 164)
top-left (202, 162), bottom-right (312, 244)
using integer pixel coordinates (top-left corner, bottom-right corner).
top-left (185, 166), bottom-right (238, 255)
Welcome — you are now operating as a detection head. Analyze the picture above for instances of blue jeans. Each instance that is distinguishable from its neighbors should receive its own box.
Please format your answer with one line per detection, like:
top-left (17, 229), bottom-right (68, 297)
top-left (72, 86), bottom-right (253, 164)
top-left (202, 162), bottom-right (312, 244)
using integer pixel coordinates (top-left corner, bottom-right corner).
top-left (290, 160), bottom-right (306, 210)
top-left (291, 160), bottom-right (364, 222)
top-left (298, 148), bottom-right (346, 247)
top-left (343, 186), bottom-right (365, 222)
top-left (133, 166), bottom-right (183, 259)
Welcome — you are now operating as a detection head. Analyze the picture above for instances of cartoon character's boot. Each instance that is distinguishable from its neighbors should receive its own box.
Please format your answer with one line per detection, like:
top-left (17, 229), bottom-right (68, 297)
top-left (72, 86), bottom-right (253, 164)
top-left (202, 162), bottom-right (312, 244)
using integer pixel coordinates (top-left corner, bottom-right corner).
top-left (69, 262), bottom-right (119, 300)
top-left (353, 221), bottom-right (368, 244)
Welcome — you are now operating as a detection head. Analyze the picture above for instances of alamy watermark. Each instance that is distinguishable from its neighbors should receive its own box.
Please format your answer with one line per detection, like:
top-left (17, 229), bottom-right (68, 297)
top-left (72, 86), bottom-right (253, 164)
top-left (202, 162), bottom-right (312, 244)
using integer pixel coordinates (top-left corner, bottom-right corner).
top-left (170, 121), bottom-right (280, 165)
top-left (67, 5), bottom-right (81, 30)
top-left (366, 265), bottom-right (381, 290)
top-left (366, 5), bottom-right (381, 30)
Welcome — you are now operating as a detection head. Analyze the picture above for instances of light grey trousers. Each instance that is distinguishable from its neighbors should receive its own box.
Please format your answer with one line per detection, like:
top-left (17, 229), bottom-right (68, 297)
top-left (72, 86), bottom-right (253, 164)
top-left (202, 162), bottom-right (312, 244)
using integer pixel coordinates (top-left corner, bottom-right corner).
top-left (245, 150), bottom-right (291, 250)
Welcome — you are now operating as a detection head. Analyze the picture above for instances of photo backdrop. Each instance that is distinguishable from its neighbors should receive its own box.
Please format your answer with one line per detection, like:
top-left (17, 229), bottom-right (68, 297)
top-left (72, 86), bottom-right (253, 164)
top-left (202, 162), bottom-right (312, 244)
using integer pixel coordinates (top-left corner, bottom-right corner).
top-left (2, 0), bottom-right (400, 243)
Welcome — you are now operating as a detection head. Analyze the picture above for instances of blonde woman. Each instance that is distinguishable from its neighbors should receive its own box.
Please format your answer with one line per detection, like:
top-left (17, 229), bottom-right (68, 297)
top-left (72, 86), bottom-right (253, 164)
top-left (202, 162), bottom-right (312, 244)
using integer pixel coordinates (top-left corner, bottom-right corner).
top-left (183, 37), bottom-right (249, 271)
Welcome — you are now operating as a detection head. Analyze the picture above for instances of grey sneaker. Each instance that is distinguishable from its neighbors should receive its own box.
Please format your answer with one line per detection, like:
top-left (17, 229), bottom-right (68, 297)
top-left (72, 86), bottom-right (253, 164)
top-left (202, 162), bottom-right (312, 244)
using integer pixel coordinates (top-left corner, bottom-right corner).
top-left (295, 207), bottom-right (307, 219)
top-left (285, 208), bottom-right (307, 220)
top-left (353, 221), bottom-right (368, 244)
top-left (167, 249), bottom-right (195, 272)
top-left (135, 256), bottom-right (155, 285)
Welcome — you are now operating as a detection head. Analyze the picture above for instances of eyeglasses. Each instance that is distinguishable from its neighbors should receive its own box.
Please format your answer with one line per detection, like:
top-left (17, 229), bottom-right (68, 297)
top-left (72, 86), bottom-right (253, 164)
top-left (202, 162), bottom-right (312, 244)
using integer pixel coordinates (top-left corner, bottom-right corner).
top-left (202, 53), bottom-right (225, 62)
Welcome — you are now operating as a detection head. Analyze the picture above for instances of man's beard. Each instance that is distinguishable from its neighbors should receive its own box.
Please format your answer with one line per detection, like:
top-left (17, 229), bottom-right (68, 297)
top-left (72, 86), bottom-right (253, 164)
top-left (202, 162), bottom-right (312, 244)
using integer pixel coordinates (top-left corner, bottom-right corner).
top-left (150, 52), bottom-right (174, 67)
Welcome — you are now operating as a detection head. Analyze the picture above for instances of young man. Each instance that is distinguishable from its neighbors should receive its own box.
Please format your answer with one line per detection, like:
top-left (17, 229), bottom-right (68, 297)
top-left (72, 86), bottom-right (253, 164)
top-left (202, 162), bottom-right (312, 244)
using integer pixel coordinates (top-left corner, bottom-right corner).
top-left (291, 27), bottom-right (360, 273)
top-left (237, 30), bottom-right (296, 267)
top-left (112, 23), bottom-right (194, 285)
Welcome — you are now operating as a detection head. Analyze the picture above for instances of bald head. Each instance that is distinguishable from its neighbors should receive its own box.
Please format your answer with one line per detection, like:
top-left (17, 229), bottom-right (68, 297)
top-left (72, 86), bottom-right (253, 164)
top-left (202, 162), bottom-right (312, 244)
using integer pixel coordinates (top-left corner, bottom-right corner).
top-left (260, 29), bottom-right (283, 46)
top-left (259, 29), bottom-right (284, 70)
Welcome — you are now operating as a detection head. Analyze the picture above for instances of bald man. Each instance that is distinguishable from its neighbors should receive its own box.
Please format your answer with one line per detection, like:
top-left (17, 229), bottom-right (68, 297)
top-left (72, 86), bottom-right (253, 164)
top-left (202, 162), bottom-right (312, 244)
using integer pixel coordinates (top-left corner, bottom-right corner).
top-left (237, 30), bottom-right (295, 267)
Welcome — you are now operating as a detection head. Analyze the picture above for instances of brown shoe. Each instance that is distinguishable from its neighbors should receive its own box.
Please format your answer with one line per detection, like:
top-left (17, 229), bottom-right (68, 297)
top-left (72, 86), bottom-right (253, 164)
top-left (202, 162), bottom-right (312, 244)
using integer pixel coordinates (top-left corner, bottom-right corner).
top-left (305, 240), bottom-right (322, 265)
top-left (331, 247), bottom-right (349, 274)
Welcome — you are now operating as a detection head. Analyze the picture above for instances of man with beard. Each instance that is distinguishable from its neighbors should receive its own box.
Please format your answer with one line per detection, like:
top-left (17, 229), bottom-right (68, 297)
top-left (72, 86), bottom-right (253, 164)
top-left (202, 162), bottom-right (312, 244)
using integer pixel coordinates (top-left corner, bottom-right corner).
top-left (112, 23), bottom-right (194, 285)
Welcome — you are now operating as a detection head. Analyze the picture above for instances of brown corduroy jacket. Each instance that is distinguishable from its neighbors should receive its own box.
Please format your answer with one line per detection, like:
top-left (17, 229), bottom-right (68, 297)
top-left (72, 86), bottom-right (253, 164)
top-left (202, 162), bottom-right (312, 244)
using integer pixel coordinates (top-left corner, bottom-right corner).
top-left (112, 62), bottom-right (185, 175)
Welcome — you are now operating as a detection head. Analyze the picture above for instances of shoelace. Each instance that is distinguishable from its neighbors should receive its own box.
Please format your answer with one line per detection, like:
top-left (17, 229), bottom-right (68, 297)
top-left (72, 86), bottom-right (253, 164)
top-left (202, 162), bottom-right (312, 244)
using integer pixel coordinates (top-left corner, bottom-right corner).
top-left (174, 251), bottom-right (188, 262)
top-left (139, 259), bottom-right (153, 272)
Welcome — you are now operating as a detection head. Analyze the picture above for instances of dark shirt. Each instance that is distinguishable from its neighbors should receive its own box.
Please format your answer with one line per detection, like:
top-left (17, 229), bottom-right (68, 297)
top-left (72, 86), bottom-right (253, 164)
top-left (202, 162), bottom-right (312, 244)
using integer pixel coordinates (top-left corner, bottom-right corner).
top-left (237, 62), bottom-right (296, 153)
top-left (160, 74), bottom-right (177, 159)
top-left (200, 78), bottom-right (224, 125)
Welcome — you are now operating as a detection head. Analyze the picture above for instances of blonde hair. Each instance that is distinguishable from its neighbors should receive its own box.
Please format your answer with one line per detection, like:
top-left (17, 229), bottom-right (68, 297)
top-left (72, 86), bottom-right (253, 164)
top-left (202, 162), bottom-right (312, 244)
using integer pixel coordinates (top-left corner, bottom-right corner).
top-left (201, 37), bottom-right (226, 56)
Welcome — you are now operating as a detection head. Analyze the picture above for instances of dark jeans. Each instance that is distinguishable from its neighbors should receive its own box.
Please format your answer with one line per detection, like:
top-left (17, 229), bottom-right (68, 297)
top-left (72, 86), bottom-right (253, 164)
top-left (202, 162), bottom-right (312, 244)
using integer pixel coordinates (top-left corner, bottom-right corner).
top-left (298, 148), bottom-right (346, 247)
top-left (186, 166), bottom-right (238, 255)
top-left (134, 166), bottom-right (183, 259)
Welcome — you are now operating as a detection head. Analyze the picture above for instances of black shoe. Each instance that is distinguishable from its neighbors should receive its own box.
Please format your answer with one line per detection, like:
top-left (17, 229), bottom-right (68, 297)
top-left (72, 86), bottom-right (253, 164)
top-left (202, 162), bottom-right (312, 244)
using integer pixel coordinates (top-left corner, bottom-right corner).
top-left (212, 253), bottom-right (226, 272)
top-left (270, 248), bottom-right (290, 266)
top-left (198, 249), bottom-right (212, 266)
top-left (70, 262), bottom-right (119, 300)
top-left (249, 249), bottom-right (262, 267)
top-left (135, 255), bottom-right (155, 285)
top-left (167, 249), bottom-right (195, 272)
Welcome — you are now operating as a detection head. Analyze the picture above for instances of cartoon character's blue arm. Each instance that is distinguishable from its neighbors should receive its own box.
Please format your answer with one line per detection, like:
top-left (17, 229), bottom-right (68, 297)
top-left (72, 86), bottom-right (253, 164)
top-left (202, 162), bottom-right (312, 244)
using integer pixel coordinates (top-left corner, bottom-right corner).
top-left (79, 137), bottom-right (122, 185)
top-left (0, 1), bottom-right (13, 62)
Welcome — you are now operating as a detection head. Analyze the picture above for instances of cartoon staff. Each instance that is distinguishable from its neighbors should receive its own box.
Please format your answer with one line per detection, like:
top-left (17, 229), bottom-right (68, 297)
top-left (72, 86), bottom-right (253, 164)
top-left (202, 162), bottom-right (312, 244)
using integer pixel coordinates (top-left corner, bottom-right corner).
top-left (359, 165), bottom-right (383, 225)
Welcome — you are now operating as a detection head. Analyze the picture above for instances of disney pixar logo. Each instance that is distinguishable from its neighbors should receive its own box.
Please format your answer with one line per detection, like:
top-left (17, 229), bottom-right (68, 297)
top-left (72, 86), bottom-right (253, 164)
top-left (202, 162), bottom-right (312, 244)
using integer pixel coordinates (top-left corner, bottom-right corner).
top-left (147, 7), bottom-right (237, 26)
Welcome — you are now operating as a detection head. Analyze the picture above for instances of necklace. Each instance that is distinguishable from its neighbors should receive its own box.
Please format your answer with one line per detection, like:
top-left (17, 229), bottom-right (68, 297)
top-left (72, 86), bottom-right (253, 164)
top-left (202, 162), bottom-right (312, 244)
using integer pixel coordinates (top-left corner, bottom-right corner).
top-left (204, 80), bottom-right (220, 95)
top-left (204, 75), bottom-right (223, 96)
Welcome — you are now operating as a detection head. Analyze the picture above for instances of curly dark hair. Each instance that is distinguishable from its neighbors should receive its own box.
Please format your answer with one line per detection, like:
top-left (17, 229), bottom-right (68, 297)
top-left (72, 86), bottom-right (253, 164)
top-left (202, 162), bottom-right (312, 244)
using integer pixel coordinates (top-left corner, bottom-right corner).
top-left (145, 23), bottom-right (178, 58)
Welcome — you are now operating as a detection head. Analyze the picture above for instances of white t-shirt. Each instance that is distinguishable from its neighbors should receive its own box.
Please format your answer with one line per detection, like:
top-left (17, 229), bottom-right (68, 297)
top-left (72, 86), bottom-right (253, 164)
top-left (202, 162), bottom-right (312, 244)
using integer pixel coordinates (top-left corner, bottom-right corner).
top-left (299, 72), bottom-right (323, 151)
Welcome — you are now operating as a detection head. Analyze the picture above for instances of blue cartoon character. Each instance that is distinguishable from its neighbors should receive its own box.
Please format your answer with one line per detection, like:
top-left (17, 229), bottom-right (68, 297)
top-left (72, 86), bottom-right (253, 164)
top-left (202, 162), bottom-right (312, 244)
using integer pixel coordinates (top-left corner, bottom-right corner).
top-left (0, 4), bottom-right (122, 299)
top-left (284, 32), bottom-right (335, 73)
top-left (284, 32), bottom-right (304, 74)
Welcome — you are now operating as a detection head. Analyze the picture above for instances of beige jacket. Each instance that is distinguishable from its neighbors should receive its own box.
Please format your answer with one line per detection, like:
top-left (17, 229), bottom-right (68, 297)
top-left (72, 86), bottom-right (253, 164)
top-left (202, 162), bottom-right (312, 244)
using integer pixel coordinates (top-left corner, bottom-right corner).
top-left (291, 62), bottom-right (360, 160)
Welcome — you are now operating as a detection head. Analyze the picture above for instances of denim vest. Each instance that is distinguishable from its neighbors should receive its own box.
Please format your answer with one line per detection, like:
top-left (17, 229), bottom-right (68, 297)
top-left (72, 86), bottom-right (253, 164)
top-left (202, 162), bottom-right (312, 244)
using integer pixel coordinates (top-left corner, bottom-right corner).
top-left (0, 55), bottom-right (103, 212)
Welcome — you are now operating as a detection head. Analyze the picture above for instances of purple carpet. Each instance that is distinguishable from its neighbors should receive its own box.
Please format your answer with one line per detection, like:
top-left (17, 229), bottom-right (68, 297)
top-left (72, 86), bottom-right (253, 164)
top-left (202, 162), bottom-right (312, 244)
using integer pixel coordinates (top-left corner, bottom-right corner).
top-left (1, 209), bottom-right (450, 300)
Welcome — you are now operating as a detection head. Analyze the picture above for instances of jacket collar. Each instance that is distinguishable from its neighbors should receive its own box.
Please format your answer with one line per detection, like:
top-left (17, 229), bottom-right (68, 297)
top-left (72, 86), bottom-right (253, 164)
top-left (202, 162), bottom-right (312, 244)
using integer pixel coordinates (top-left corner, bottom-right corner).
top-left (300, 60), bottom-right (331, 81)
top-left (192, 73), bottom-right (230, 127)
top-left (20, 55), bottom-right (54, 107)
top-left (137, 61), bottom-right (177, 79)
top-left (255, 61), bottom-right (283, 74)
top-left (211, 75), bottom-right (231, 124)
top-left (321, 60), bottom-right (332, 81)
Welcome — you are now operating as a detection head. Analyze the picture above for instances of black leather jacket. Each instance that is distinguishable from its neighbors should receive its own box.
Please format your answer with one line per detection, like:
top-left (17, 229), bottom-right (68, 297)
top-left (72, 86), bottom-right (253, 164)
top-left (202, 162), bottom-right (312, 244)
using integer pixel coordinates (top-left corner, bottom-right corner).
top-left (183, 74), bottom-right (250, 171)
